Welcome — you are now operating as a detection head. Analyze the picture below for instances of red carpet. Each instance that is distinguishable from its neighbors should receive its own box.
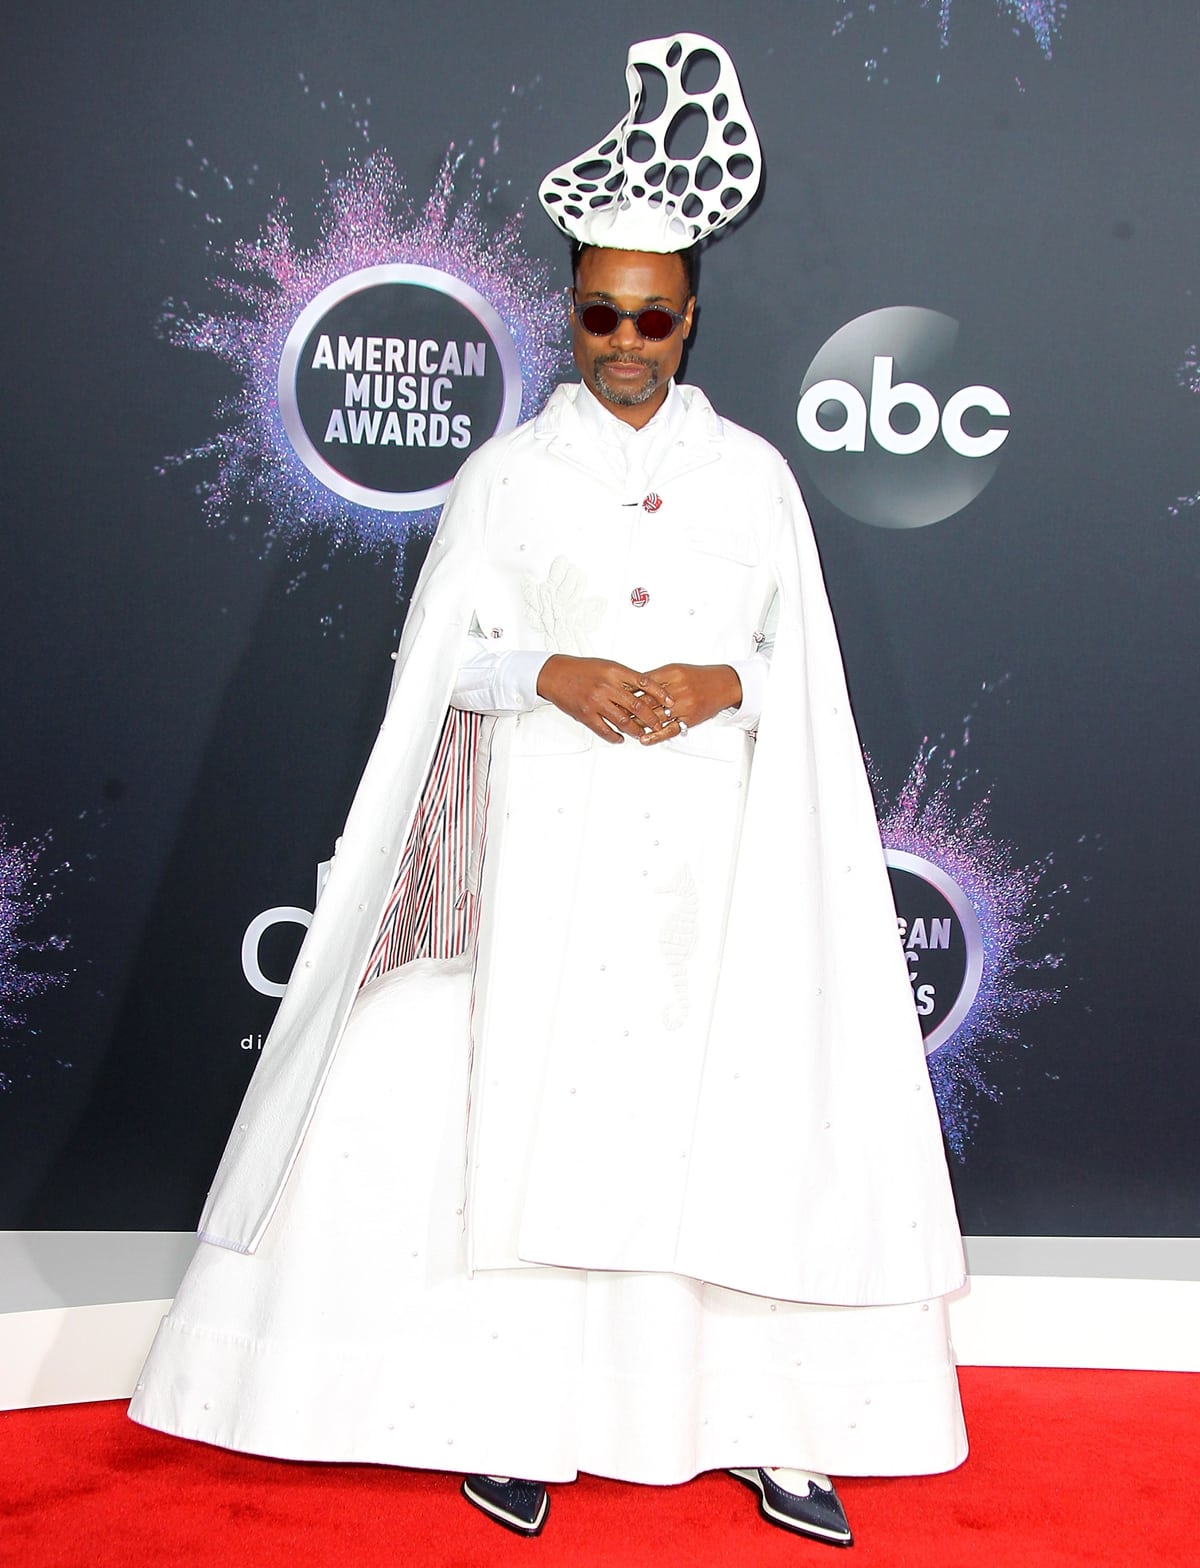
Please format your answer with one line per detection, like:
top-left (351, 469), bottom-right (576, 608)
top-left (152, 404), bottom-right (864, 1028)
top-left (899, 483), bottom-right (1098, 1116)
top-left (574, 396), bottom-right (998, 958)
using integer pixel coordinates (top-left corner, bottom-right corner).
top-left (2, 1369), bottom-right (1197, 1567)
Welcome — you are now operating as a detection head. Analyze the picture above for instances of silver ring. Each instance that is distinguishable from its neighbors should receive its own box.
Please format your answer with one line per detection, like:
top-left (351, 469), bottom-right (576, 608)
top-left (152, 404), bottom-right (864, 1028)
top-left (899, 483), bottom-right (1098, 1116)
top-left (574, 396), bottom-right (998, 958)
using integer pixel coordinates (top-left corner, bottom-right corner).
top-left (677, 719), bottom-right (688, 736)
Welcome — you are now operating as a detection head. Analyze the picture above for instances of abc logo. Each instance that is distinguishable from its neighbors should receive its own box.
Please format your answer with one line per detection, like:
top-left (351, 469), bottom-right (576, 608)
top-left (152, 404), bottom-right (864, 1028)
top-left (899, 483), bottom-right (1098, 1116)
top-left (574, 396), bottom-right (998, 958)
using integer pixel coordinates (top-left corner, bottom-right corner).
top-left (795, 306), bottom-right (1010, 529)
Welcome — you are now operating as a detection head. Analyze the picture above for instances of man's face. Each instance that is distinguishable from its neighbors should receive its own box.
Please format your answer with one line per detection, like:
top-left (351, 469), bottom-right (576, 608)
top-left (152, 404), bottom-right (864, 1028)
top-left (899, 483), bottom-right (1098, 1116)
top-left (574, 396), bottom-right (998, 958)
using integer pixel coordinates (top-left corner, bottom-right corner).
top-left (570, 247), bottom-right (695, 427)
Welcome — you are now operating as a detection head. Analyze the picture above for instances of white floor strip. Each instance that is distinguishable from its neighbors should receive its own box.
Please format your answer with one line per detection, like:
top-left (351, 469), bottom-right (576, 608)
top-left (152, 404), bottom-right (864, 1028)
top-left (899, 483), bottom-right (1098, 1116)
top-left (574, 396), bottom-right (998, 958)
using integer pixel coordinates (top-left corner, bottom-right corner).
top-left (0, 1300), bottom-right (171, 1410)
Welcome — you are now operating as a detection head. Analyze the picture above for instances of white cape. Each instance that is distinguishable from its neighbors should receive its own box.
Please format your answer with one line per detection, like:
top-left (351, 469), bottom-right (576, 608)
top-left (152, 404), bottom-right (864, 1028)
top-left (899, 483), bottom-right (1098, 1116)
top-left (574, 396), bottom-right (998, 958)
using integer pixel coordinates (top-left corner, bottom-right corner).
top-left (198, 384), bottom-right (966, 1309)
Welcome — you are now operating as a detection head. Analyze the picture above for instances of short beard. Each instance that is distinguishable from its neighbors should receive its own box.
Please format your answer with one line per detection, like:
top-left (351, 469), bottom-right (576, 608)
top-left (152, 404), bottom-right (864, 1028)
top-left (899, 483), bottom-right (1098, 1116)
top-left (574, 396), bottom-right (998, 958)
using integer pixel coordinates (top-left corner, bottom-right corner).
top-left (593, 355), bottom-right (660, 407)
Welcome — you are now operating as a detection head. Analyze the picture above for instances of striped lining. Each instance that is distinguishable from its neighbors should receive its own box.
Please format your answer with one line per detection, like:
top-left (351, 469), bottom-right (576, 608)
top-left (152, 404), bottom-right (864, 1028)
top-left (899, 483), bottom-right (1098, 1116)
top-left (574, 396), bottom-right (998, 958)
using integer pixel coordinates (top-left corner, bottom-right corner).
top-left (361, 709), bottom-right (488, 982)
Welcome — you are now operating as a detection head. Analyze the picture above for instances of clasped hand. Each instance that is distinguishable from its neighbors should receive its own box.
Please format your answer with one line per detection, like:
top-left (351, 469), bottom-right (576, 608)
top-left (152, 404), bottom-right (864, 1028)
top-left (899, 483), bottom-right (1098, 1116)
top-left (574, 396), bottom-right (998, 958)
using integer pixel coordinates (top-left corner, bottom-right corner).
top-left (535, 655), bottom-right (742, 746)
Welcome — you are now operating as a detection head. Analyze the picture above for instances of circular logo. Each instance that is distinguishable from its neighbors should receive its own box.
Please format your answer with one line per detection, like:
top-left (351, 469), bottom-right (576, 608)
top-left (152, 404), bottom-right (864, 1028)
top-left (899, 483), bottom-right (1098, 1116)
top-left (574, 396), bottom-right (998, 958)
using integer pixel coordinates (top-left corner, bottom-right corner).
top-left (278, 264), bottom-right (522, 512)
top-left (884, 849), bottom-right (984, 1055)
top-left (795, 306), bottom-right (1010, 528)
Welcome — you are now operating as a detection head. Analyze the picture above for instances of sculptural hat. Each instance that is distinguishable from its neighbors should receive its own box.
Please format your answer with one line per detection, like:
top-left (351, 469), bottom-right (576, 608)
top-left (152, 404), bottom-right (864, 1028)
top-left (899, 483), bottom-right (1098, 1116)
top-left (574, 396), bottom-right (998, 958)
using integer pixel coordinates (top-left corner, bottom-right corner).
top-left (539, 32), bottom-right (762, 254)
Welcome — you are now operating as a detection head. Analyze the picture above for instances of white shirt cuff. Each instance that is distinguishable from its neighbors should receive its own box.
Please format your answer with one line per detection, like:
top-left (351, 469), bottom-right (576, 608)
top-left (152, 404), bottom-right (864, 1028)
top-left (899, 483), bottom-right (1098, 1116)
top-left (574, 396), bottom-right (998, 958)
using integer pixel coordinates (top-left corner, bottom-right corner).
top-left (451, 641), bottom-right (552, 713)
top-left (725, 654), bottom-right (770, 732)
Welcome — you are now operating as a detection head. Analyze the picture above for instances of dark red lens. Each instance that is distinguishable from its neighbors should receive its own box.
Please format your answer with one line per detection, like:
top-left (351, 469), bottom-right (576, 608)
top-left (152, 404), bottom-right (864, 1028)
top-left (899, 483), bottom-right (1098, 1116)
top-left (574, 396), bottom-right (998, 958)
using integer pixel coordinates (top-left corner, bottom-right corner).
top-left (579, 302), bottom-right (621, 335)
top-left (578, 302), bottom-right (678, 341)
top-left (632, 308), bottom-right (676, 340)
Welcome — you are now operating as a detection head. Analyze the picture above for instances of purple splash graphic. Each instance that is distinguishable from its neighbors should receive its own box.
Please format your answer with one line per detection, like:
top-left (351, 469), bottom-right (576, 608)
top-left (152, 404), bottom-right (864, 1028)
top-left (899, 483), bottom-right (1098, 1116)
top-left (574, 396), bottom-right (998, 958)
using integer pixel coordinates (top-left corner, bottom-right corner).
top-left (0, 823), bottom-right (70, 1093)
top-left (872, 686), bottom-right (1066, 1155)
top-left (160, 132), bottom-right (568, 560)
top-left (938, 1), bottom-right (1064, 54)
top-left (834, 1), bottom-right (1067, 84)
top-left (1169, 342), bottom-right (1200, 515)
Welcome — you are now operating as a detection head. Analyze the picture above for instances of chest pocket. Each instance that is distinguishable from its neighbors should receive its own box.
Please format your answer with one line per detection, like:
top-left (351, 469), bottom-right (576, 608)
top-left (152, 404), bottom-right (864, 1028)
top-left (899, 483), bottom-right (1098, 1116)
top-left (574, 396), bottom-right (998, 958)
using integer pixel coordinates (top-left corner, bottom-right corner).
top-left (682, 519), bottom-right (760, 568)
top-left (673, 517), bottom-right (769, 639)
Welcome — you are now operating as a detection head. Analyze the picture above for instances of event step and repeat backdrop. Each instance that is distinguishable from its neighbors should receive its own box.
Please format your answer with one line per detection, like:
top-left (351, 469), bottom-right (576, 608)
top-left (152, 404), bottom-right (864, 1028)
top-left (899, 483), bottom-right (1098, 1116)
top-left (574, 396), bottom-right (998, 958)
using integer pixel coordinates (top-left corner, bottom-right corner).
top-left (3, 2), bottom-right (1197, 1245)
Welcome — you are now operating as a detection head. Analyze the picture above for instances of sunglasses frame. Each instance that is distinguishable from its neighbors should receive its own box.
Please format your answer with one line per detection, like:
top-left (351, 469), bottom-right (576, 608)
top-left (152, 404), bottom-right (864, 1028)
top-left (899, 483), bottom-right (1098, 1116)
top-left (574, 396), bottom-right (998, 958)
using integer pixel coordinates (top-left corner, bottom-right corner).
top-left (571, 292), bottom-right (690, 342)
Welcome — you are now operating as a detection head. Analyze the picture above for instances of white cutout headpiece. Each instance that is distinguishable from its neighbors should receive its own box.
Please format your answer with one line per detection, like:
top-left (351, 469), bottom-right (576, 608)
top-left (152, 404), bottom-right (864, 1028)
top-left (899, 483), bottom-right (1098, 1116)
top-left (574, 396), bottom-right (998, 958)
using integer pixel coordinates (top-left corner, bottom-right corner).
top-left (539, 33), bottom-right (761, 254)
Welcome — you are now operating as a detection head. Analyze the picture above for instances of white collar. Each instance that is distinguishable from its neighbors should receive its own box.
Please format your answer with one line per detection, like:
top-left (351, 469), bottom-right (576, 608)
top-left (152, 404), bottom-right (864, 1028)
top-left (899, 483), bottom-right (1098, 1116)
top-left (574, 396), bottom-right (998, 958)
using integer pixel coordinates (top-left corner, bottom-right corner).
top-left (572, 379), bottom-right (684, 447)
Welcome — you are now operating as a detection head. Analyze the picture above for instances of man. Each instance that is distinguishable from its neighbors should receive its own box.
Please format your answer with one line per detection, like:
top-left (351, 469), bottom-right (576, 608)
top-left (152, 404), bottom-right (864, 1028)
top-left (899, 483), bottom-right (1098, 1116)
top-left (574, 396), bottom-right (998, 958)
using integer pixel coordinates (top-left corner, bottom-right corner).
top-left (131, 35), bottom-right (967, 1549)
top-left (496, 243), bottom-right (742, 750)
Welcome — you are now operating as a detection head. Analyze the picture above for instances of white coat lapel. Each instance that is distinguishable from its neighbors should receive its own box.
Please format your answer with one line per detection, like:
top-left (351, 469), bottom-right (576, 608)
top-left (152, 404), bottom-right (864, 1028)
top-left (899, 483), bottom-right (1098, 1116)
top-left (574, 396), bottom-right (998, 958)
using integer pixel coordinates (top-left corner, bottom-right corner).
top-left (535, 383), bottom-right (724, 493)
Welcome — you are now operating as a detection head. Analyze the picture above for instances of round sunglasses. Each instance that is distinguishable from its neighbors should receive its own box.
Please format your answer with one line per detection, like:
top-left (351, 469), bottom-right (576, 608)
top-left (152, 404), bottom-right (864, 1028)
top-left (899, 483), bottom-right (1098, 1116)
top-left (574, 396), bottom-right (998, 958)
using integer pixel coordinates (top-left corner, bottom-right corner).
top-left (572, 294), bottom-right (688, 342)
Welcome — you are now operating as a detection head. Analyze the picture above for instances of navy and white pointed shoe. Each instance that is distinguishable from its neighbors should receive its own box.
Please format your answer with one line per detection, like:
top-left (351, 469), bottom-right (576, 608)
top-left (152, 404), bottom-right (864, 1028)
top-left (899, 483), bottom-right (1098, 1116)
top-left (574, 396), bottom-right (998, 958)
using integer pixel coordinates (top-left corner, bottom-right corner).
top-left (461, 1474), bottom-right (549, 1536)
top-left (730, 1467), bottom-right (854, 1547)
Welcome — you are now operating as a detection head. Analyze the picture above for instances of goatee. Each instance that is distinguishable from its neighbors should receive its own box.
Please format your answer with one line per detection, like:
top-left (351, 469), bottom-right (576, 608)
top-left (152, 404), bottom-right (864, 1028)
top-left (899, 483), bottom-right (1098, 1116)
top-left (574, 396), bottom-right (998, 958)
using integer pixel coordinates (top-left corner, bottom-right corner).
top-left (593, 356), bottom-right (660, 407)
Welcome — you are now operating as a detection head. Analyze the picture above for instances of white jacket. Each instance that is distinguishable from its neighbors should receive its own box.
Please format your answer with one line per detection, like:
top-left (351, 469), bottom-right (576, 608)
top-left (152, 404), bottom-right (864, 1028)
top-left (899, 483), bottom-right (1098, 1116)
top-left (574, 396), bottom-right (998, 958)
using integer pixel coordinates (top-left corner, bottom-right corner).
top-left (199, 383), bottom-right (965, 1307)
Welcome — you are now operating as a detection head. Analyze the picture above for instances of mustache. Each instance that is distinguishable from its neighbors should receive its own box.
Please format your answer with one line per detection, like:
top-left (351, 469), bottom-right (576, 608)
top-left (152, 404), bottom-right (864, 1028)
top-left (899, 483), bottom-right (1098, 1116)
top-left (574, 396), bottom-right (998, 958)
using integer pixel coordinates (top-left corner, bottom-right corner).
top-left (595, 353), bottom-right (655, 369)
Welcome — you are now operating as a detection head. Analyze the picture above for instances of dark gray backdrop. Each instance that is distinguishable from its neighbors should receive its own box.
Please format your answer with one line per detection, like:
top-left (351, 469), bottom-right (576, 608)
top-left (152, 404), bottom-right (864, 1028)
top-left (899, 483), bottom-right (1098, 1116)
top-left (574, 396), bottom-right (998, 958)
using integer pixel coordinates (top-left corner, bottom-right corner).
top-left (2, 0), bottom-right (1197, 1238)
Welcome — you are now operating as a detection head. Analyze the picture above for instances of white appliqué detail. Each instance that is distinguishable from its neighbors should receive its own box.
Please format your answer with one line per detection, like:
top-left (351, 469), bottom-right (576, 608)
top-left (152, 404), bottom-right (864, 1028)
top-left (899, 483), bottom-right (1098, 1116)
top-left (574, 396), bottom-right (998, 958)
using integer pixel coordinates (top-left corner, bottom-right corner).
top-left (657, 866), bottom-right (699, 1031)
top-left (522, 555), bottom-right (606, 655)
